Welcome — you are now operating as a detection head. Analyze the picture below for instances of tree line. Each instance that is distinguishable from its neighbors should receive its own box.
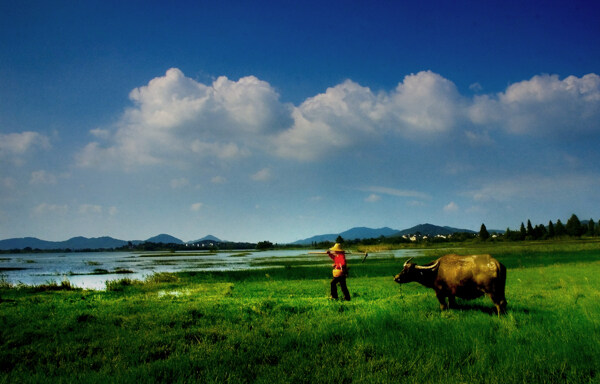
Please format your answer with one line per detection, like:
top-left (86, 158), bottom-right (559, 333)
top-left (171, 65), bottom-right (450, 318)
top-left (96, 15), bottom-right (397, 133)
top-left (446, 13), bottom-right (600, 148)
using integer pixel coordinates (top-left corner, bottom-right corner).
top-left (480, 214), bottom-right (600, 241)
top-left (320, 214), bottom-right (600, 249)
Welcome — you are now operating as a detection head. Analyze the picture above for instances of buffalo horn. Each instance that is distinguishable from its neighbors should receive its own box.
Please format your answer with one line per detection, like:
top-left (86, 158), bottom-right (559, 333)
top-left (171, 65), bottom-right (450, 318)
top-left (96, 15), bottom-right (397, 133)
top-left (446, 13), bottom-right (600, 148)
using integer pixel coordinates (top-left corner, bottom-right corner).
top-left (403, 257), bottom-right (414, 267)
top-left (415, 260), bottom-right (440, 270)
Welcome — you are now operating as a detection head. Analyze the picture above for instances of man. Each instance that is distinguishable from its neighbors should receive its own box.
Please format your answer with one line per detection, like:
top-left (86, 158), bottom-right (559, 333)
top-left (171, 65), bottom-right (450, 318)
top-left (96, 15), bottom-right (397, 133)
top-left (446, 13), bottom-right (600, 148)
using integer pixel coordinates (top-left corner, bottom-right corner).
top-left (327, 243), bottom-right (351, 301)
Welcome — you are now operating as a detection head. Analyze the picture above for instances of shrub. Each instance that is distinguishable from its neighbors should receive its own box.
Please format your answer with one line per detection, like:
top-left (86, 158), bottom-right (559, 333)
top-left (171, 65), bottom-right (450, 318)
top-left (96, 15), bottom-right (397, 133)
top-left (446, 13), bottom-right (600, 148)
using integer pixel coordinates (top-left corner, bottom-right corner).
top-left (145, 272), bottom-right (179, 284)
top-left (32, 279), bottom-right (78, 292)
top-left (0, 274), bottom-right (12, 289)
top-left (105, 278), bottom-right (136, 291)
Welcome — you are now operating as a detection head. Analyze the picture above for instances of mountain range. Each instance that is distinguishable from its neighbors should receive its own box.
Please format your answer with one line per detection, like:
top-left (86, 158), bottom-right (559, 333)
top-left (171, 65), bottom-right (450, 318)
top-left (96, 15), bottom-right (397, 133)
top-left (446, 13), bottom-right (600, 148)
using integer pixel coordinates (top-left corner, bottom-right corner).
top-left (291, 223), bottom-right (477, 245)
top-left (0, 234), bottom-right (223, 251)
top-left (0, 224), bottom-right (480, 250)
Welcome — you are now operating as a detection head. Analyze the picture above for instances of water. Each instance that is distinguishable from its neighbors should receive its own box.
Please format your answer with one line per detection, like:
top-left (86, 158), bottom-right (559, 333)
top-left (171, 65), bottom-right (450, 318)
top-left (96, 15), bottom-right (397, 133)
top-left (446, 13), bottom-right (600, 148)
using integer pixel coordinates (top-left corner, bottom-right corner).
top-left (0, 249), bottom-right (421, 290)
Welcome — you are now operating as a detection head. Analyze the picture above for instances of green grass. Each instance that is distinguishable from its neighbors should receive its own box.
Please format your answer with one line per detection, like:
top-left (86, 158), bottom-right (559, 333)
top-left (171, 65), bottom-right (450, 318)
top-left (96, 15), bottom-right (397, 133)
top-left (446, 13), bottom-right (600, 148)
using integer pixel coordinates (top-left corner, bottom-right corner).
top-left (1, 242), bottom-right (599, 383)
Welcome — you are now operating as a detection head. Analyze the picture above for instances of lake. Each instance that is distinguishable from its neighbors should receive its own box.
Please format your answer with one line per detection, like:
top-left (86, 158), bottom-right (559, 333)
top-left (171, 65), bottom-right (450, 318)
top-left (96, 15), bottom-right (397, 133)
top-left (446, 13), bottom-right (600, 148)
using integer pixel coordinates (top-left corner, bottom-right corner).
top-left (0, 249), bottom-right (422, 290)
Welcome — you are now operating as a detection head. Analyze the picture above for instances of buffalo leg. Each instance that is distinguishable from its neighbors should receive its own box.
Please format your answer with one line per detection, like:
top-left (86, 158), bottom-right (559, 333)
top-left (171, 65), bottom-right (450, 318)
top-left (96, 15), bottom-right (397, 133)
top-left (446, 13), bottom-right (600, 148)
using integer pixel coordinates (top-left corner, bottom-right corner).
top-left (436, 292), bottom-right (448, 310)
top-left (448, 296), bottom-right (457, 309)
top-left (489, 293), bottom-right (507, 316)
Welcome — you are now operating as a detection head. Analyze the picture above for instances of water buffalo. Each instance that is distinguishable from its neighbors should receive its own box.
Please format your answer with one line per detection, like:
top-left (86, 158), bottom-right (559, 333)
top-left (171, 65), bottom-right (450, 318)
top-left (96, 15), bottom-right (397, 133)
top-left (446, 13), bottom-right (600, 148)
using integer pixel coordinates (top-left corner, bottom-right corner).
top-left (394, 254), bottom-right (507, 315)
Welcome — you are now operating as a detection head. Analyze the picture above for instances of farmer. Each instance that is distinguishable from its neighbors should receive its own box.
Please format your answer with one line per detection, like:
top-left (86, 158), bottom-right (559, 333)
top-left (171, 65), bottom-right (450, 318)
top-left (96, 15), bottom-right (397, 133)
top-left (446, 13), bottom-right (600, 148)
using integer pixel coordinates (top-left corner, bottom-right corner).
top-left (327, 243), bottom-right (351, 301)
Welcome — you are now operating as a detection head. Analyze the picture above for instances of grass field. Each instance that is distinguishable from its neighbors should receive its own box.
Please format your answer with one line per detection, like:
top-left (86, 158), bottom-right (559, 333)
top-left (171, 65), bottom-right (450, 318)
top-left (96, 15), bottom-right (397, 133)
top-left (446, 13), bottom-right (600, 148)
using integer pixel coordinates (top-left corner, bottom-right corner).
top-left (1, 242), bottom-right (599, 383)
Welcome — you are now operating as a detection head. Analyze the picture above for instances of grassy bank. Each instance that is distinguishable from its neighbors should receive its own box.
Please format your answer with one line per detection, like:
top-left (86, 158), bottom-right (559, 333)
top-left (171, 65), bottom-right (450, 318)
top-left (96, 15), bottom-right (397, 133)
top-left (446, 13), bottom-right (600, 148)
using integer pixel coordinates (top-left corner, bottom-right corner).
top-left (1, 243), bottom-right (599, 383)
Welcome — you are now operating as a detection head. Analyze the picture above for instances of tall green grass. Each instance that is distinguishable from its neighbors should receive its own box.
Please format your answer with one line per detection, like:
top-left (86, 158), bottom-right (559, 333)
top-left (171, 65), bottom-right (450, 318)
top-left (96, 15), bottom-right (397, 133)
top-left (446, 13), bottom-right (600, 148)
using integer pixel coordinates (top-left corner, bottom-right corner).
top-left (1, 243), bottom-right (599, 383)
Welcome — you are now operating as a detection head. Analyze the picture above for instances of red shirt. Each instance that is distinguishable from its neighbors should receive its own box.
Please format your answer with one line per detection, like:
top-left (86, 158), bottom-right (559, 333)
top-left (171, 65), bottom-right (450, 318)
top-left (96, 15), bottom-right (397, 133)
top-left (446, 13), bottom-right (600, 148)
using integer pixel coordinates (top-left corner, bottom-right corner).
top-left (328, 251), bottom-right (347, 269)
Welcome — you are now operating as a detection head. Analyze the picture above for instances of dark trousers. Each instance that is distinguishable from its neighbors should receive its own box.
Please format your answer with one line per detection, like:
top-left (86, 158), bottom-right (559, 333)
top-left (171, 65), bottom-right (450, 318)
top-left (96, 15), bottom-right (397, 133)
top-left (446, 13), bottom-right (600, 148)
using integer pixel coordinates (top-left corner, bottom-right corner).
top-left (330, 275), bottom-right (351, 301)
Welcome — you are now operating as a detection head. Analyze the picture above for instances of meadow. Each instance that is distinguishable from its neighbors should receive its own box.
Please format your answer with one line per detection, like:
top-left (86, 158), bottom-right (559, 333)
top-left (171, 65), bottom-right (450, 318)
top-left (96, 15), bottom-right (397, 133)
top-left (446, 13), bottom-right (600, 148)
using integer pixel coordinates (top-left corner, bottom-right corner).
top-left (1, 241), bottom-right (599, 383)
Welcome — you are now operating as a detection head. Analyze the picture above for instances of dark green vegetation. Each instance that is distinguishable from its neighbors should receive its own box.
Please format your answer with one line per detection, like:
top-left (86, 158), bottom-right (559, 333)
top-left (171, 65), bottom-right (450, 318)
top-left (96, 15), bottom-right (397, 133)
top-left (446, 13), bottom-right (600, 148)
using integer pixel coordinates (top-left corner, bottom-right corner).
top-left (1, 242), bottom-right (599, 383)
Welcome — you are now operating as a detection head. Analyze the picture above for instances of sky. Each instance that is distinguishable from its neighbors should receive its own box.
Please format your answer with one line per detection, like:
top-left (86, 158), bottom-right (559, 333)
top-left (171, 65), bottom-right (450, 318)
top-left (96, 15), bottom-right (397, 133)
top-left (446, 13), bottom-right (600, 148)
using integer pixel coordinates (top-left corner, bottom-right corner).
top-left (1, 0), bottom-right (600, 244)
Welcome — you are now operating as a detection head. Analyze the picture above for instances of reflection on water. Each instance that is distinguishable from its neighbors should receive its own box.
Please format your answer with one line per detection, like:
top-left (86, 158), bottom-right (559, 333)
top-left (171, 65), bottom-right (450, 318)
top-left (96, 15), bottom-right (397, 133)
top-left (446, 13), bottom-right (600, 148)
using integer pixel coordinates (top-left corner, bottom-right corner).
top-left (0, 249), bottom-right (422, 290)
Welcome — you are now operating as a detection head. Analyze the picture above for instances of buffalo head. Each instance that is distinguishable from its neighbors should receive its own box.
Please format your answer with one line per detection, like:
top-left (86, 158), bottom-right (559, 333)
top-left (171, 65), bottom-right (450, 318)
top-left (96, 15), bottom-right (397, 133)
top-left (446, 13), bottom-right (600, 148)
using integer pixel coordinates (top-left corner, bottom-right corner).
top-left (394, 257), bottom-right (440, 284)
top-left (394, 257), bottom-right (415, 284)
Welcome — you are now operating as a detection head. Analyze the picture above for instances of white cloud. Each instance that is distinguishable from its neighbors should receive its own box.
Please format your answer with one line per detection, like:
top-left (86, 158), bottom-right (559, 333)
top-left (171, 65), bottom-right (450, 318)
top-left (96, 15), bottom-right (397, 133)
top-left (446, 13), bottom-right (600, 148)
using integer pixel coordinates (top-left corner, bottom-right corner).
top-left (0, 131), bottom-right (50, 161)
top-left (251, 168), bottom-right (271, 181)
top-left (33, 203), bottom-right (68, 216)
top-left (385, 71), bottom-right (463, 135)
top-left (190, 202), bottom-right (203, 211)
top-left (273, 71), bottom-right (464, 160)
top-left (190, 140), bottom-right (250, 159)
top-left (90, 128), bottom-right (111, 140)
top-left (469, 82), bottom-right (483, 92)
top-left (211, 176), bottom-right (226, 184)
top-left (273, 80), bottom-right (380, 160)
top-left (75, 69), bottom-right (600, 170)
top-left (362, 186), bottom-right (430, 200)
top-left (30, 170), bottom-right (57, 185)
top-left (466, 173), bottom-right (600, 203)
top-left (108, 206), bottom-right (118, 216)
top-left (365, 194), bottom-right (381, 203)
top-left (170, 177), bottom-right (190, 189)
top-left (77, 68), bottom-right (291, 169)
top-left (2, 177), bottom-right (16, 189)
top-left (464, 130), bottom-right (494, 146)
top-left (444, 201), bottom-right (459, 213)
top-left (469, 73), bottom-right (600, 136)
top-left (79, 204), bottom-right (103, 215)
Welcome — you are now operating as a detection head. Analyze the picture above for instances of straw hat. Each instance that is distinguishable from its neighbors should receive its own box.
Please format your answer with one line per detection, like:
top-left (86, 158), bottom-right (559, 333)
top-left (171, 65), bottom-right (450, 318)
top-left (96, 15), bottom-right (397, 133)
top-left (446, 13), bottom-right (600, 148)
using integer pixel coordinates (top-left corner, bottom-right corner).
top-left (329, 243), bottom-right (344, 253)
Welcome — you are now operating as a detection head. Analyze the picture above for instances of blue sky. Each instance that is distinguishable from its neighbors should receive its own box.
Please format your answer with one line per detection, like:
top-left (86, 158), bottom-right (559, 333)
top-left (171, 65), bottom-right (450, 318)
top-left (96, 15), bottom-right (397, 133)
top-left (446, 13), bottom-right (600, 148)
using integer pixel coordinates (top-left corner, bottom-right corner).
top-left (1, 0), bottom-right (599, 243)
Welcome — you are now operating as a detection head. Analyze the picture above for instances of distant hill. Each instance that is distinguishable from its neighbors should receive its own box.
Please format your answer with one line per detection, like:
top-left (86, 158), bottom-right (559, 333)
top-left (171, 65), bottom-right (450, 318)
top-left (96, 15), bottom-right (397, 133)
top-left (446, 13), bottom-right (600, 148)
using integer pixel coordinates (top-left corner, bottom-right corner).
top-left (188, 235), bottom-right (222, 244)
top-left (292, 224), bottom-right (477, 245)
top-left (292, 233), bottom-right (338, 245)
top-left (0, 224), bottom-right (483, 251)
top-left (144, 234), bottom-right (184, 244)
top-left (341, 227), bottom-right (399, 239)
top-left (292, 227), bottom-right (399, 245)
top-left (61, 236), bottom-right (129, 249)
top-left (0, 233), bottom-right (188, 250)
top-left (0, 236), bottom-right (128, 250)
top-left (395, 223), bottom-right (476, 236)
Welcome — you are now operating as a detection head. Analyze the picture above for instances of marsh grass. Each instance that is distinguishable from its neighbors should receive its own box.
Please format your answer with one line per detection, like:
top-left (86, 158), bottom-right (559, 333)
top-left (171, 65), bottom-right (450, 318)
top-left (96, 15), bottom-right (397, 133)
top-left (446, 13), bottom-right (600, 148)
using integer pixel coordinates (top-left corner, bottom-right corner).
top-left (1, 242), bottom-right (599, 383)
top-left (68, 268), bottom-right (136, 276)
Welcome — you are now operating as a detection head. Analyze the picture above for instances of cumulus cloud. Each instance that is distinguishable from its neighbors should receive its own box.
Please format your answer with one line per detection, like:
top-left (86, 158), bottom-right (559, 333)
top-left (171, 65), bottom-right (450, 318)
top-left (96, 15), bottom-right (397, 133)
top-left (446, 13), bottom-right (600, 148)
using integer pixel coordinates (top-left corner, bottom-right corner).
top-left (251, 168), bottom-right (271, 181)
top-left (0, 131), bottom-right (50, 162)
top-left (273, 71), bottom-right (463, 160)
top-left (32, 203), bottom-right (68, 216)
top-left (385, 71), bottom-right (463, 134)
top-left (211, 176), bottom-right (226, 184)
top-left (170, 177), bottom-right (190, 189)
top-left (78, 204), bottom-right (103, 215)
top-left (466, 173), bottom-right (600, 203)
top-left (469, 73), bottom-right (600, 136)
top-left (362, 186), bottom-right (430, 200)
top-left (30, 170), bottom-right (58, 185)
top-left (77, 68), bottom-right (292, 169)
top-left (190, 202), bottom-right (203, 211)
top-left (2, 177), bottom-right (16, 189)
top-left (273, 80), bottom-right (380, 159)
top-left (443, 201), bottom-right (459, 213)
top-left (76, 68), bottom-right (600, 169)
top-left (89, 128), bottom-right (111, 140)
top-left (469, 82), bottom-right (483, 92)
